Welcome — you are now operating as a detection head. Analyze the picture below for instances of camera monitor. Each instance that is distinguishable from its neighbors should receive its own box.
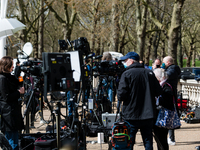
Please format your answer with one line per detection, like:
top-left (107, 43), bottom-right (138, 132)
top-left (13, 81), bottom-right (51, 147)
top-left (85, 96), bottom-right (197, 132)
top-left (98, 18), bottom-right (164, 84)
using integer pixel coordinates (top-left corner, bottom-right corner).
top-left (42, 52), bottom-right (74, 92)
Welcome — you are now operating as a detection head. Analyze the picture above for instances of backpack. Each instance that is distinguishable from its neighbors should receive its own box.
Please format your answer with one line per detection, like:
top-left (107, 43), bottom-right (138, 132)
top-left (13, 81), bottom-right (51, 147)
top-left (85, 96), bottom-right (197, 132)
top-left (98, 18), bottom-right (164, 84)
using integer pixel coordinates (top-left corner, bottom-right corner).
top-left (111, 121), bottom-right (132, 150)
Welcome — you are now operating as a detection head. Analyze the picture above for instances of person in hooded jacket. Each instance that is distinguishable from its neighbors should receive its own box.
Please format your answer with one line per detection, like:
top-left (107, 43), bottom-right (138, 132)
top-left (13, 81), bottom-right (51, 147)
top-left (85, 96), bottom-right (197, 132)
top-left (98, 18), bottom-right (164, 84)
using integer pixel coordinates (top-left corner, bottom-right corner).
top-left (162, 56), bottom-right (181, 146)
top-left (0, 56), bottom-right (24, 150)
top-left (117, 52), bottom-right (162, 150)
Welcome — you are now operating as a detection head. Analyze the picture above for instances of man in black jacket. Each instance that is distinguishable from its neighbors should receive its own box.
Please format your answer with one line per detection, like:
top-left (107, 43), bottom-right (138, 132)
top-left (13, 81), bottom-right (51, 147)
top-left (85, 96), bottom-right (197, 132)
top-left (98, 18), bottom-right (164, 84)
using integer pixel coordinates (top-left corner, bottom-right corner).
top-left (117, 52), bottom-right (162, 150)
top-left (162, 56), bottom-right (181, 146)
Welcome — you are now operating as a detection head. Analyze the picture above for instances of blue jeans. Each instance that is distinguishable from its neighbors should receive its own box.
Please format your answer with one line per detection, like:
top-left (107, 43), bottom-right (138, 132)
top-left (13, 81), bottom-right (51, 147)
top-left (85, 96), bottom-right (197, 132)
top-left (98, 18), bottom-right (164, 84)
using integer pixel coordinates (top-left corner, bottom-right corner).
top-left (67, 91), bottom-right (74, 117)
top-left (5, 131), bottom-right (19, 150)
top-left (126, 119), bottom-right (154, 150)
top-left (108, 87), bottom-right (113, 103)
top-left (102, 79), bottom-right (113, 103)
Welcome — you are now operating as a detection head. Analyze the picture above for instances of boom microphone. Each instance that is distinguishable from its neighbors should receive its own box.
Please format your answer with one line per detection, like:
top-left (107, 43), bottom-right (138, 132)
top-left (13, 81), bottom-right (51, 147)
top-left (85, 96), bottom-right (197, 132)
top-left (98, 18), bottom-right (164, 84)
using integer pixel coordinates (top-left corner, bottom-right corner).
top-left (94, 55), bottom-right (102, 59)
top-left (85, 53), bottom-right (95, 59)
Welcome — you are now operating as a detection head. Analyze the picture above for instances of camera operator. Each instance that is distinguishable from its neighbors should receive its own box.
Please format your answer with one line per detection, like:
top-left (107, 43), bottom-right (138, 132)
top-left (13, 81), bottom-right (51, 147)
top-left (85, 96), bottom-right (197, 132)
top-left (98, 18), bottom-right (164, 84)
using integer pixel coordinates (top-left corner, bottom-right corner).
top-left (0, 56), bottom-right (25, 150)
top-left (84, 59), bottom-right (92, 100)
top-left (67, 90), bottom-right (74, 126)
top-left (101, 52), bottom-right (114, 104)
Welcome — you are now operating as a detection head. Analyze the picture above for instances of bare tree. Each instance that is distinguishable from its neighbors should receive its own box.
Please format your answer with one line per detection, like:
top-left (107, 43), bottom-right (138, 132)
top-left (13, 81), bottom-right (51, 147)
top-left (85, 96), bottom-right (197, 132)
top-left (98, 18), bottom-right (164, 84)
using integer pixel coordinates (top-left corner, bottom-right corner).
top-left (45, 0), bottom-right (77, 43)
top-left (110, 0), bottom-right (119, 52)
top-left (168, 0), bottom-right (185, 64)
top-left (14, 0), bottom-right (49, 58)
top-left (38, 0), bottom-right (44, 59)
top-left (148, 0), bottom-right (185, 64)
top-left (184, 23), bottom-right (200, 67)
top-left (151, 0), bottom-right (166, 60)
top-left (135, 0), bottom-right (148, 60)
top-left (119, 1), bottom-right (135, 54)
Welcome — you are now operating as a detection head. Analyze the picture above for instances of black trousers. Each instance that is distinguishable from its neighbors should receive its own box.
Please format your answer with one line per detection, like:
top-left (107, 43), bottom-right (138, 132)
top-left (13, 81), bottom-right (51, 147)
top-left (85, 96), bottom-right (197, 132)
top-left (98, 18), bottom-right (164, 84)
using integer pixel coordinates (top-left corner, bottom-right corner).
top-left (154, 126), bottom-right (169, 150)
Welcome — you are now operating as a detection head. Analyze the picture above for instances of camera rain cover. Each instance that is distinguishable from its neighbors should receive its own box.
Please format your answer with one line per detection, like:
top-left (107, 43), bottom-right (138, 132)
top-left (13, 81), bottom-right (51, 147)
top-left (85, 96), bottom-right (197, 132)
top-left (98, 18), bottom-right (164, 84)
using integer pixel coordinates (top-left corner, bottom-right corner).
top-left (42, 52), bottom-right (74, 92)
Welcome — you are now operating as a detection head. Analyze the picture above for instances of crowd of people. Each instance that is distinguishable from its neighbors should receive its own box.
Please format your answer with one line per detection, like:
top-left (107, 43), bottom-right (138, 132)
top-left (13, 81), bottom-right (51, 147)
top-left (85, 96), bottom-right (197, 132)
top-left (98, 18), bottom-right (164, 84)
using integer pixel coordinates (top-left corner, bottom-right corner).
top-left (117, 52), bottom-right (181, 150)
top-left (0, 52), bottom-right (181, 150)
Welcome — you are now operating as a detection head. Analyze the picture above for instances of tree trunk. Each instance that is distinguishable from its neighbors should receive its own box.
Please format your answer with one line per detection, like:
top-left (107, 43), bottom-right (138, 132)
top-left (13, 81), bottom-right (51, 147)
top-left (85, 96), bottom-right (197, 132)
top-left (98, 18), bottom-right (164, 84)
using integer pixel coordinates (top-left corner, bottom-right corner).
top-left (192, 50), bottom-right (196, 67)
top-left (119, 29), bottom-right (126, 54)
top-left (161, 39), bottom-right (166, 60)
top-left (96, 37), bottom-right (101, 56)
top-left (91, 0), bottom-right (99, 53)
top-left (17, 0), bottom-right (26, 46)
top-left (186, 42), bottom-right (194, 67)
top-left (102, 42), bottom-right (105, 54)
top-left (152, 0), bottom-right (159, 61)
top-left (178, 21), bottom-right (183, 67)
top-left (63, 25), bottom-right (72, 42)
top-left (38, 0), bottom-right (44, 59)
top-left (111, 0), bottom-right (119, 52)
top-left (34, 32), bottom-right (39, 58)
top-left (135, 0), bottom-right (148, 60)
top-left (168, 0), bottom-right (185, 65)
top-left (46, 1), bottom-right (77, 43)
top-left (145, 35), bottom-right (152, 66)
top-left (91, 19), bottom-right (97, 53)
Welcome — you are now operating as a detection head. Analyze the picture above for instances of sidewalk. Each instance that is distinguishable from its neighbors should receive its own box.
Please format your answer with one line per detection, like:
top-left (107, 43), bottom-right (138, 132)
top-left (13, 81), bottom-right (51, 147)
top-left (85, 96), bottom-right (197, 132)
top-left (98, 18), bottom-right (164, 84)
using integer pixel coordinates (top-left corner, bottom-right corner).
top-left (87, 120), bottom-right (200, 150)
top-left (28, 107), bottom-right (200, 150)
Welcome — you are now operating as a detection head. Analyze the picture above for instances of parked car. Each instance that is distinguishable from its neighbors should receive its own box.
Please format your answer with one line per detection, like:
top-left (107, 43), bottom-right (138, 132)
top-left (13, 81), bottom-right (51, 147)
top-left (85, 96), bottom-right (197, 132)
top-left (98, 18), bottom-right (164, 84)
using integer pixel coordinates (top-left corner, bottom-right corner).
top-left (180, 67), bottom-right (200, 80)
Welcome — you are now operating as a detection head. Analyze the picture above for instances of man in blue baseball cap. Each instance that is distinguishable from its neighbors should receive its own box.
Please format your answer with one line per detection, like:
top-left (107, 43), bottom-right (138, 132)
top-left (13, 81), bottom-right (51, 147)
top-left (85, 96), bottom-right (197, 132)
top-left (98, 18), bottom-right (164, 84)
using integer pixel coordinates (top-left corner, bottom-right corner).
top-left (117, 51), bottom-right (162, 150)
top-left (120, 52), bottom-right (140, 68)
top-left (120, 52), bottom-right (140, 61)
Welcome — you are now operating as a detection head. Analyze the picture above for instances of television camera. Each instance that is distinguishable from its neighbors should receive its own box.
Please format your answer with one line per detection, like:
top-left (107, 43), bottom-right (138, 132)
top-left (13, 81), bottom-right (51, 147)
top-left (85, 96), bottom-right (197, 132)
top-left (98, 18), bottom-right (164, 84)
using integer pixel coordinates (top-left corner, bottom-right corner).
top-left (58, 37), bottom-right (91, 55)
top-left (93, 60), bottom-right (125, 76)
top-left (19, 60), bottom-right (43, 76)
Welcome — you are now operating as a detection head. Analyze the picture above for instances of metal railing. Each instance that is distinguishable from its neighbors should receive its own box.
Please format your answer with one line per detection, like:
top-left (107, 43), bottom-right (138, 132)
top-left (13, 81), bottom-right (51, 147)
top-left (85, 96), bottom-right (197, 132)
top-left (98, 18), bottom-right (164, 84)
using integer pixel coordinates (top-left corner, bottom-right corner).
top-left (178, 79), bottom-right (200, 107)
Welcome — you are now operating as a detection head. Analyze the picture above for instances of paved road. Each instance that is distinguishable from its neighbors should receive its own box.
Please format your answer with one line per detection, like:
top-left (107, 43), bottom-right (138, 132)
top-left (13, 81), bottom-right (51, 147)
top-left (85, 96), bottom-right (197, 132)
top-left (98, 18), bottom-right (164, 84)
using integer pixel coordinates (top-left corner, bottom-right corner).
top-left (29, 107), bottom-right (200, 150)
top-left (87, 121), bottom-right (200, 150)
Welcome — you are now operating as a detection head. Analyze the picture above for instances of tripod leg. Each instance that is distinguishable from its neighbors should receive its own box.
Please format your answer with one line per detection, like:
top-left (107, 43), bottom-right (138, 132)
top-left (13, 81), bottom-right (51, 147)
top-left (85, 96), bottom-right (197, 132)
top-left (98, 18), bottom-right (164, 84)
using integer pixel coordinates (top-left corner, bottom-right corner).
top-left (24, 90), bottom-right (34, 133)
top-left (30, 94), bottom-right (36, 127)
top-left (39, 92), bottom-right (44, 122)
top-left (25, 113), bottom-right (30, 134)
top-left (55, 102), bottom-right (61, 149)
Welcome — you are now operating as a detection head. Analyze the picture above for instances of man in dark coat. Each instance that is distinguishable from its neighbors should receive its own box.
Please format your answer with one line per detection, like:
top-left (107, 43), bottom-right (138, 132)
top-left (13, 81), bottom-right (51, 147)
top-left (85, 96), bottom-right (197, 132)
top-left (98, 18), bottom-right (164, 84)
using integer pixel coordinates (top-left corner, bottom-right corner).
top-left (162, 56), bottom-right (181, 146)
top-left (117, 52), bottom-right (162, 150)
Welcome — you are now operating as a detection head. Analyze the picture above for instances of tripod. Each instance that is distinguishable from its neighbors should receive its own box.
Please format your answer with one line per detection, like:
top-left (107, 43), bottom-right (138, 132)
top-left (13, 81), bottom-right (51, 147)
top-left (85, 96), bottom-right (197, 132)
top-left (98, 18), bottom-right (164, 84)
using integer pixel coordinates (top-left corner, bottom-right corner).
top-left (53, 101), bottom-right (61, 149)
top-left (23, 75), bottom-right (44, 133)
top-left (96, 75), bottom-right (113, 114)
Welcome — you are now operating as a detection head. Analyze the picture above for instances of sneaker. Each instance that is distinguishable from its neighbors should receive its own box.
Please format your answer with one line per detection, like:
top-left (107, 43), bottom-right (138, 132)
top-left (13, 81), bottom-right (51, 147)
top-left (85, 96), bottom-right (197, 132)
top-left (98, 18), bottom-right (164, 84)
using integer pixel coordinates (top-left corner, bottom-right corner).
top-left (168, 138), bottom-right (176, 145)
top-left (195, 146), bottom-right (200, 150)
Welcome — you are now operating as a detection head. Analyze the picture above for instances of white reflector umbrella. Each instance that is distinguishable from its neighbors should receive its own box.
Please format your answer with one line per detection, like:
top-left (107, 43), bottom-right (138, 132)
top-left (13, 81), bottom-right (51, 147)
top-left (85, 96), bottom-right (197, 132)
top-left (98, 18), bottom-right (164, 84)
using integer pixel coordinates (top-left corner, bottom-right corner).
top-left (0, 18), bottom-right (26, 39)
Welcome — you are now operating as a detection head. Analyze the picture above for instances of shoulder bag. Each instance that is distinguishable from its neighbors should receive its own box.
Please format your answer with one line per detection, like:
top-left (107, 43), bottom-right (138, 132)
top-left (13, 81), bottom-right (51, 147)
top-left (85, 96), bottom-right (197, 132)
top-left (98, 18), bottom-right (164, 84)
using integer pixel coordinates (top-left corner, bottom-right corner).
top-left (155, 83), bottom-right (181, 129)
